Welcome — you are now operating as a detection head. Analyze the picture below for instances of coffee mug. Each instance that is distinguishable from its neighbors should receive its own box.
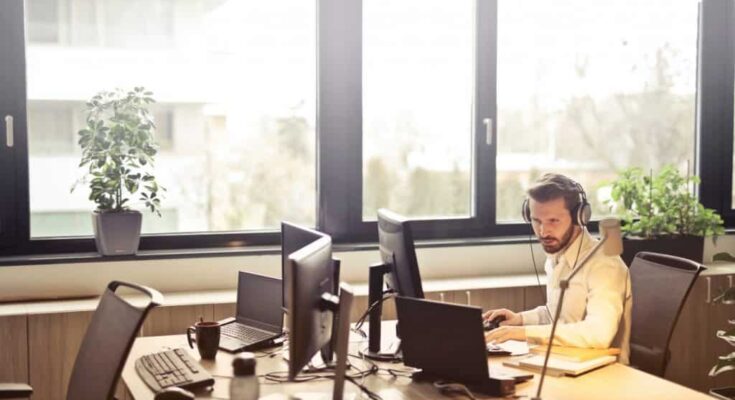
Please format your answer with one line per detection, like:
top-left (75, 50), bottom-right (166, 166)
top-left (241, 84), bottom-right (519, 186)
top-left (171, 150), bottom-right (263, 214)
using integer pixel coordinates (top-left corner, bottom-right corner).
top-left (187, 321), bottom-right (220, 359)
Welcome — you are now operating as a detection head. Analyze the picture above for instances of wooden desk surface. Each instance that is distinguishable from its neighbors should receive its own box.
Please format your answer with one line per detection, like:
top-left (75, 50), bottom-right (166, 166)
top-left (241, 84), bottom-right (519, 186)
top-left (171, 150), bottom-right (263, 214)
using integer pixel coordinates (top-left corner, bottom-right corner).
top-left (122, 333), bottom-right (712, 400)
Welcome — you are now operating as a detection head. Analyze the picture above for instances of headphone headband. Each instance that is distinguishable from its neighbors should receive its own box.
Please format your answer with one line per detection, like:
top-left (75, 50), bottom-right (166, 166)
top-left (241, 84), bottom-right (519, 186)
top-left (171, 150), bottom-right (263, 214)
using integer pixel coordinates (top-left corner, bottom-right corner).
top-left (522, 179), bottom-right (591, 226)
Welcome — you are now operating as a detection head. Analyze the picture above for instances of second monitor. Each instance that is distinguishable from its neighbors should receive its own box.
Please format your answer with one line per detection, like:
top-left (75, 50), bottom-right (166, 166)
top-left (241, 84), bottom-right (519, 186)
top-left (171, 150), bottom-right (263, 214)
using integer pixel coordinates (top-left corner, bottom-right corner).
top-left (361, 208), bottom-right (425, 360)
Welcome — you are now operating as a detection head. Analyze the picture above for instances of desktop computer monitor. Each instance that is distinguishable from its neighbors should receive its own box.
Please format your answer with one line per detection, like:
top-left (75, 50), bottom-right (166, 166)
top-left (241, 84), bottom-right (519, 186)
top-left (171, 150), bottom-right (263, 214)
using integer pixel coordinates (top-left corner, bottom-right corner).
top-left (362, 209), bottom-right (424, 360)
top-left (287, 236), bottom-right (334, 379)
top-left (378, 208), bottom-right (424, 298)
top-left (281, 222), bottom-right (329, 309)
top-left (286, 236), bottom-right (354, 400)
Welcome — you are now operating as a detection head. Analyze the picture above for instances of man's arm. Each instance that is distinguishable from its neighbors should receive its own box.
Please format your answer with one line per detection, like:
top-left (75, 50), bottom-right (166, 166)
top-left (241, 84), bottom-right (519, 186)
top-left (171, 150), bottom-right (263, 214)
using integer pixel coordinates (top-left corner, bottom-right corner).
top-left (519, 305), bottom-right (552, 326)
top-left (524, 258), bottom-right (628, 349)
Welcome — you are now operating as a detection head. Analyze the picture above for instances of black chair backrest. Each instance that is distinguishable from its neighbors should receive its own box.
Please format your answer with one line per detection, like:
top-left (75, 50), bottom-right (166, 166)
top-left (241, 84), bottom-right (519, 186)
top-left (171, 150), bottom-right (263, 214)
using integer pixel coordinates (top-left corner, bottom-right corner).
top-left (629, 251), bottom-right (704, 377)
top-left (66, 281), bottom-right (162, 400)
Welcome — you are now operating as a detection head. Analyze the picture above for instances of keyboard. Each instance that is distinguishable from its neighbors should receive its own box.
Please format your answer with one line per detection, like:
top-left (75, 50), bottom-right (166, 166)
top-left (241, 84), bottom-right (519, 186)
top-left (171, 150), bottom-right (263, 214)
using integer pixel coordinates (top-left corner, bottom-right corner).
top-left (135, 348), bottom-right (214, 393)
top-left (222, 323), bottom-right (273, 344)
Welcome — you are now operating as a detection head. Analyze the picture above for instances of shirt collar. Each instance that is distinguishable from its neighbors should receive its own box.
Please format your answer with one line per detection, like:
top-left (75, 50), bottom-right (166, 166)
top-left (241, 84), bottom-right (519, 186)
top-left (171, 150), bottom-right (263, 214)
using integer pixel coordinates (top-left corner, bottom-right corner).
top-left (549, 228), bottom-right (596, 271)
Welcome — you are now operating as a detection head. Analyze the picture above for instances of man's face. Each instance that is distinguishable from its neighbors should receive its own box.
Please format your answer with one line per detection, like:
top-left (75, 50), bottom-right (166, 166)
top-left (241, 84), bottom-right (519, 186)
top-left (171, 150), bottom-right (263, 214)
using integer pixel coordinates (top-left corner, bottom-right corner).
top-left (529, 197), bottom-right (579, 254)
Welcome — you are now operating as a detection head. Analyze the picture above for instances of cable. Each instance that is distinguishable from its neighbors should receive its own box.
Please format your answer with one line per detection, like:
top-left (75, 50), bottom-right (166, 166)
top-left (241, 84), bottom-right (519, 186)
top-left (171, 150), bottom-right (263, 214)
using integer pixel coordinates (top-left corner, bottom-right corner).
top-left (352, 289), bottom-right (396, 337)
top-left (528, 225), bottom-right (553, 320)
top-left (432, 380), bottom-right (477, 400)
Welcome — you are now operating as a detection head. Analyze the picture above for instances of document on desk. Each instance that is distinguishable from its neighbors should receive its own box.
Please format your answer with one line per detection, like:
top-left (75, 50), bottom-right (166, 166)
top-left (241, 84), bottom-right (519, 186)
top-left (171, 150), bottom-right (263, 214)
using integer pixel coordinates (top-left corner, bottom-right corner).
top-left (495, 340), bottom-right (530, 356)
top-left (503, 354), bottom-right (617, 377)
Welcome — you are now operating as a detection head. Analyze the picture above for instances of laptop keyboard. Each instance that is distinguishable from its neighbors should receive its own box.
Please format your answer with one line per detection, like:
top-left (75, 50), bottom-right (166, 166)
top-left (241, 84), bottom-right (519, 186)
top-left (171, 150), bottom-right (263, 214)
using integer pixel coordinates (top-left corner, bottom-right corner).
top-left (222, 323), bottom-right (273, 343)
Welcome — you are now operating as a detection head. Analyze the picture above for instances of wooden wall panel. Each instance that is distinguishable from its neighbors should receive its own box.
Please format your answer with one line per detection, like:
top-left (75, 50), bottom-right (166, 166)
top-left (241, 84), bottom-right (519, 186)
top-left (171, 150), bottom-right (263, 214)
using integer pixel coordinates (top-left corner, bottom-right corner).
top-left (28, 311), bottom-right (93, 400)
top-left (455, 287), bottom-right (524, 313)
top-left (665, 277), bottom-right (711, 391)
top-left (213, 303), bottom-right (237, 321)
top-left (141, 305), bottom-right (213, 337)
top-left (350, 296), bottom-right (369, 323)
top-left (524, 284), bottom-right (547, 310)
top-left (0, 315), bottom-right (28, 384)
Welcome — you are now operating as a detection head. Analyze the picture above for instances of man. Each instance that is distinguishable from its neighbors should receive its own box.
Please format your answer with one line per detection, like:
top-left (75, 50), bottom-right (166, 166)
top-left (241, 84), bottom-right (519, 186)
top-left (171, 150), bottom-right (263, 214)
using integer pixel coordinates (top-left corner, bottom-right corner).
top-left (484, 173), bottom-right (632, 364)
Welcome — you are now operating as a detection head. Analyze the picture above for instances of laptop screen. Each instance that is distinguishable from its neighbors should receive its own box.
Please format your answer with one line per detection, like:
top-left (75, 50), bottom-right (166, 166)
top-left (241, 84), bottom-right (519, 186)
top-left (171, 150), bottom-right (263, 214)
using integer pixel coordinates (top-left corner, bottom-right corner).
top-left (236, 271), bottom-right (283, 330)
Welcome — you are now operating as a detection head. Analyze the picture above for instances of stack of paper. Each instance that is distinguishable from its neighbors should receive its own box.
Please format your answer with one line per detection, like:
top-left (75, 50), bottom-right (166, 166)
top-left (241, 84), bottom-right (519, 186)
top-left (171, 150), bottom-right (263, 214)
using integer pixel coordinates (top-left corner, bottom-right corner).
top-left (529, 345), bottom-right (620, 362)
top-left (503, 346), bottom-right (619, 377)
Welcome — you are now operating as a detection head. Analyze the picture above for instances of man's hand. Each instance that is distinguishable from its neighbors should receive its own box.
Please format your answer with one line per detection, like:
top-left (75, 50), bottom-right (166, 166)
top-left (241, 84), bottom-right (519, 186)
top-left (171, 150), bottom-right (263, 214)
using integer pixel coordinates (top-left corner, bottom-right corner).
top-left (485, 326), bottom-right (527, 343)
top-left (483, 308), bottom-right (523, 326)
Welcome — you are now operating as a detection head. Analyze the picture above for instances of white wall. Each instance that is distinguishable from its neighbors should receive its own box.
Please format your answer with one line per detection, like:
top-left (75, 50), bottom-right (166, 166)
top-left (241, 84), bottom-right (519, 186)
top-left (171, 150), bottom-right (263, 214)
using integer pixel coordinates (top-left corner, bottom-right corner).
top-left (1, 234), bottom-right (733, 302)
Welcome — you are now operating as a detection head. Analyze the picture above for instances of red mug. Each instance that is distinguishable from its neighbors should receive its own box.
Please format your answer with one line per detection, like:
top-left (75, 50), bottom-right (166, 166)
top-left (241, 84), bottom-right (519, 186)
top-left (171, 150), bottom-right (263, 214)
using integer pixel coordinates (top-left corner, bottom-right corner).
top-left (187, 321), bottom-right (220, 360)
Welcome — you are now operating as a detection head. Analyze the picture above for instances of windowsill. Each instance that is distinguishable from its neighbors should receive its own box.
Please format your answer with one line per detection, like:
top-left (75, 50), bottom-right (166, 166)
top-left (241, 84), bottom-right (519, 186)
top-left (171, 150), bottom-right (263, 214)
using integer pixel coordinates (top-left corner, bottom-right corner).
top-left (0, 234), bottom-right (533, 268)
top-left (3, 228), bottom-right (735, 268)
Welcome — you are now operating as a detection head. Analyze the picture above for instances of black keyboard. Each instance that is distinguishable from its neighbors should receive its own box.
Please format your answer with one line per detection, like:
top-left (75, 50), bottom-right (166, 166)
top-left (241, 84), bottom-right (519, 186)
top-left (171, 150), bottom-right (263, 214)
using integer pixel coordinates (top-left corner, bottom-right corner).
top-left (221, 323), bottom-right (273, 344)
top-left (135, 348), bottom-right (214, 393)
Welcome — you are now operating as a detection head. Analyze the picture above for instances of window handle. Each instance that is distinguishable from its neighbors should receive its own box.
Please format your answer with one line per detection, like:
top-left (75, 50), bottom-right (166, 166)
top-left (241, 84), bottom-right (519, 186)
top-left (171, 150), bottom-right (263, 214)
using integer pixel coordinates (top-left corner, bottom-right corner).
top-left (4, 115), bottom-right (13, 148)
top-left (483, 118), bottom-right (493, 146)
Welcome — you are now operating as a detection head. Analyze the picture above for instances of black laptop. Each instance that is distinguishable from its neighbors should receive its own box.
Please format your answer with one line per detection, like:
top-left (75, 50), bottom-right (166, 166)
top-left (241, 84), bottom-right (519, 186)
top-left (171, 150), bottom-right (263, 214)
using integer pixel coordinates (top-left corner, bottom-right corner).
top-left (395, 296), bottom-right (531, 396)
top-left (219, 271), bottom-right (284, 352)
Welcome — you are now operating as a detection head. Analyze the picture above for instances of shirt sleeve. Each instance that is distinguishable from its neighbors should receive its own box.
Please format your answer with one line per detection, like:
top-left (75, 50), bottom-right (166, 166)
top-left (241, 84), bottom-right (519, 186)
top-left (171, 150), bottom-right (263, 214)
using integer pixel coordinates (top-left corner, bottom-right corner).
top-left (520, 305), bottom-right (552, 326)
top-left (524, 257), bottom-right (628, 349)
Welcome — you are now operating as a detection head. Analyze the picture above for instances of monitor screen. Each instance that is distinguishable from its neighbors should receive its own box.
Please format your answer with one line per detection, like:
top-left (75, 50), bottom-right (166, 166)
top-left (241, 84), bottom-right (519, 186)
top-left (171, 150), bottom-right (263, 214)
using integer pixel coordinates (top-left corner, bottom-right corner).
top-left (377, 209), bottom-right (424, 298)
top-left (286, 236), bottom-right (335, 380)
top-left (236, 271), bottom-right (283, 331)
top-left (281, 222), bottom-right (327, 309)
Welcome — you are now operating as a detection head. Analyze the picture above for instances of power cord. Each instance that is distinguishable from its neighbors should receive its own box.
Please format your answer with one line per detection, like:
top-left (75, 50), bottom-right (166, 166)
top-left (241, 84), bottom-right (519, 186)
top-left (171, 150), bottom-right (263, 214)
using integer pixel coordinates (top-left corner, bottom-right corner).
top-left (432, 380), bottom-right (477, 400)
top-left (261, 355), bottom-right (383, 399)
top-left (352, 289), bottom-right (396, 338)
top-left (528, 226), bottom-right (552, 321)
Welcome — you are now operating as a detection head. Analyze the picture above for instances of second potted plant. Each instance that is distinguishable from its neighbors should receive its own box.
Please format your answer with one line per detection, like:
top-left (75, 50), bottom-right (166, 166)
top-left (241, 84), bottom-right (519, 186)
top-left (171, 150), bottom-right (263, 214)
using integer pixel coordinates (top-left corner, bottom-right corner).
top-left (73, 87), bottom-right (164, 256)
top-left (605, 165), bottom-right (724, 265)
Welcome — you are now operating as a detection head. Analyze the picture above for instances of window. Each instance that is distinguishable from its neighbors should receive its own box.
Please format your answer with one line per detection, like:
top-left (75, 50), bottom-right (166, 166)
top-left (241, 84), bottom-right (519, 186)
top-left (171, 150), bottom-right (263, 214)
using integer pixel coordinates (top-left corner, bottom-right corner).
top-left (496, 0), bottom-right (699, 222)
top-left (22, 0), bottom-right (316, 242)
top-left (362, 0), bottom-right (474, 220)
top-left (1, 0), bottom-right (733, 257)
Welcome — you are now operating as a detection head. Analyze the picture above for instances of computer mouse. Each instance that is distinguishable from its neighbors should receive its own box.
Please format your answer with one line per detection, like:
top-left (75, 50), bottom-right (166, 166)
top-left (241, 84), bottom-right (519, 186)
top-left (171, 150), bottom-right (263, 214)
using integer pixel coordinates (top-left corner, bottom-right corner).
top-left (483, 315), bottom-right (506, 331)
top-left (154, 387), bottom-right (195, 400)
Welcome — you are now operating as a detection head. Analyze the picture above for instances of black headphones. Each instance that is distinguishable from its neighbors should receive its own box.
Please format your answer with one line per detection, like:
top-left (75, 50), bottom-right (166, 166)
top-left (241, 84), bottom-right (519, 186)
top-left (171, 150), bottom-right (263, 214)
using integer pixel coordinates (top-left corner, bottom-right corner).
top-left (521, 181), bottom-right (591, 226)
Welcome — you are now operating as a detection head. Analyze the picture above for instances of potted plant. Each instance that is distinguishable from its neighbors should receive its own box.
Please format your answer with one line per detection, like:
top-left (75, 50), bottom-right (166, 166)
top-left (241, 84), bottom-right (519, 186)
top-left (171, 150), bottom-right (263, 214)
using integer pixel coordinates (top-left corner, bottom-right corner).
top-left (604, 165), bottom-right (724, 265)
top-left (72, 87), bottom-right (164, 255)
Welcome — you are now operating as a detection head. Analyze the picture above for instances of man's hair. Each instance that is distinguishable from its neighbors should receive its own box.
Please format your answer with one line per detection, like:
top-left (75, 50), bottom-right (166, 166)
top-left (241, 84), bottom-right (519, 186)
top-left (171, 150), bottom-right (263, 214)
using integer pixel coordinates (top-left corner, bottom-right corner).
top-left (527, 173), bottom-right (582, 213)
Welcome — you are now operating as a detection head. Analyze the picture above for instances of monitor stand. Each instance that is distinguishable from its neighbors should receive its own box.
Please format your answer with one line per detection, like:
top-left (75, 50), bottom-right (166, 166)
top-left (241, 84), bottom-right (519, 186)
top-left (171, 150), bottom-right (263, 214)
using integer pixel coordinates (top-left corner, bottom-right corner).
top-left (358, 263), bottom-right (402, 361)
top-left (279, 283), bottom-right (355, 400)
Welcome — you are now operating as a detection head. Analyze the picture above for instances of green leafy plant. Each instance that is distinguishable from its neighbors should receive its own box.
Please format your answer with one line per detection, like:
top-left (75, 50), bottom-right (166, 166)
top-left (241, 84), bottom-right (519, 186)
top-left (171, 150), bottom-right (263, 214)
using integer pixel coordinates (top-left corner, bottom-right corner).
top-left (72, 87), bottom-right (164, 216)
top-left (604, 165), bottom-right (723, 239)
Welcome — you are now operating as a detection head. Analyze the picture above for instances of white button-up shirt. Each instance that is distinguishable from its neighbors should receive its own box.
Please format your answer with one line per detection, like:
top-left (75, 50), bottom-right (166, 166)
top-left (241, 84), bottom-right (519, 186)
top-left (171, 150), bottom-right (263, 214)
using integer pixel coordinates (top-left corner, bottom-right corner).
top-left (520, 229), bottom-right (632, 364)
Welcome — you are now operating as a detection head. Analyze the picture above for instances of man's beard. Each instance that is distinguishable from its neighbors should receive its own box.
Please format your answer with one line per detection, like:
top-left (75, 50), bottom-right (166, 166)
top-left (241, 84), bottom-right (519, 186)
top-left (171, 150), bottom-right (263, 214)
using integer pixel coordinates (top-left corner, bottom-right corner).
top-left (540, 224), bottom-right (576, 254)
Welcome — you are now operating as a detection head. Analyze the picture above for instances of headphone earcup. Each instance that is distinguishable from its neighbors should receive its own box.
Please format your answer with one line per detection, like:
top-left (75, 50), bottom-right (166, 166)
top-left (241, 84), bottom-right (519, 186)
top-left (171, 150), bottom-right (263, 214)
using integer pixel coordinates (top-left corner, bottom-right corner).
top-left (522, 198), bottom-right (531, 223)
top-left (578, 201), bottom-right (592, 226)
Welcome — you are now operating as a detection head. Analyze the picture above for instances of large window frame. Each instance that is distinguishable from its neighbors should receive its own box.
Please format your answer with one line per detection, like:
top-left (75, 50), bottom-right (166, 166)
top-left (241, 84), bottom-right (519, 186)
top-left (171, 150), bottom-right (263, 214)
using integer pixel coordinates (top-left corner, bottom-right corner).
top-left (699, 0), bottom-right (735, 226)
top-left (0, 0), bottom-right (733, 258)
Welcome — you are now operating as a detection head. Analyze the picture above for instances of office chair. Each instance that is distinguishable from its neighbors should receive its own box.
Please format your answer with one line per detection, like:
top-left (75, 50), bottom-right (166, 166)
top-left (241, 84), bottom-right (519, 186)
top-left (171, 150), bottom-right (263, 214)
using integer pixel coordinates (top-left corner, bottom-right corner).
top-left (0, 281), bottom-right (163, 400)
top-left (629, 251), bottom-right (704, 377)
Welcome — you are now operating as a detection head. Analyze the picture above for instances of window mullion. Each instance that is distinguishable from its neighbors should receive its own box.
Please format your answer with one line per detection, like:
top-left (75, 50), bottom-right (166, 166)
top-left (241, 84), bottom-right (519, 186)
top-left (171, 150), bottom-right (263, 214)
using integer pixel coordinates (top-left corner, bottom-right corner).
top-left (317, 0), bottom-right (364, 241)
top-left (698, 0), bottom-right (734, 220)
top-left (0, 0), bottom-right (30, 250)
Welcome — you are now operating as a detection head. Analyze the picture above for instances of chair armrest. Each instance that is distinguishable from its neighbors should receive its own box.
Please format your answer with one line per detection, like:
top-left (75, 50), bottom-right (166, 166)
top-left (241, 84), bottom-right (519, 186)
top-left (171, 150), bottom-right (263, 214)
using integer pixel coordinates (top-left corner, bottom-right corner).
top-left (0, 383), bottom-right (33, 398)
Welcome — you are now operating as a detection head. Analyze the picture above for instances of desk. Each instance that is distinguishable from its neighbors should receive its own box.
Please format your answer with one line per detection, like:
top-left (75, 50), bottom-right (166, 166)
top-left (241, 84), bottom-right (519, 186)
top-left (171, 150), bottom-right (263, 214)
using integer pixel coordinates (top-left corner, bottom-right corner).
top-left (122, 331), bottom-right (712, 400)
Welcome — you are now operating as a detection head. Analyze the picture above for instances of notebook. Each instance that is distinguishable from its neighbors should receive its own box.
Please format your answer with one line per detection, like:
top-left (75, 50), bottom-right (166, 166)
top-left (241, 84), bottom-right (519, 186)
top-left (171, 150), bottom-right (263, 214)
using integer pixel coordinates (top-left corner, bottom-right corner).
top-left (503, 354), bottom-right (617, 377)
top-left (529, 345), bottom-right (620, 362)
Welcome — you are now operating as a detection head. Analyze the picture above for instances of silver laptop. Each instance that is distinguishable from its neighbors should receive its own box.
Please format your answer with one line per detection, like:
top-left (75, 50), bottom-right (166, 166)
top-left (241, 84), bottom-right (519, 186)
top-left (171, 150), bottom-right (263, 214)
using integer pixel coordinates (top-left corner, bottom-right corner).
top-left (219, 271), bottom-right (284, 352)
